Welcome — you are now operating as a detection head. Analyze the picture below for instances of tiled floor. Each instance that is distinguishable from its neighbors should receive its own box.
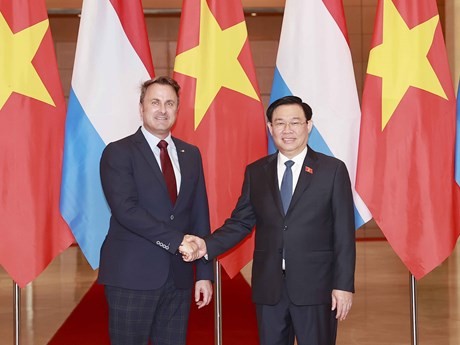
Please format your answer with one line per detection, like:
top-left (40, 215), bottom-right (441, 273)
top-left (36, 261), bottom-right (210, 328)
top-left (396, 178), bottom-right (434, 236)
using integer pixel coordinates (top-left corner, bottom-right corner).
top-left (0, 247), bottom-right (97, 345)
top-left (1, 239), bottom-right (459, 344)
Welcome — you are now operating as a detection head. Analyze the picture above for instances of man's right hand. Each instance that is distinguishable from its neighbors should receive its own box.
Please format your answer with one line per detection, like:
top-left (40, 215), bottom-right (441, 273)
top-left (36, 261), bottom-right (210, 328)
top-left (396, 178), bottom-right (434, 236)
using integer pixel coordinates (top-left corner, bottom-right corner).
top-left (180, 235), bottom-right (207, 262)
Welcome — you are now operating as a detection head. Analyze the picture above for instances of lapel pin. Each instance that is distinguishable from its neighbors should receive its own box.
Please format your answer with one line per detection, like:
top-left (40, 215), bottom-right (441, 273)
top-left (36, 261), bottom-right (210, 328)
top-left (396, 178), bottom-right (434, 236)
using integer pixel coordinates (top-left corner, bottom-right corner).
top-left (305, 166), bottom-right (313, 174)
top-left (180, 149), bottom-right (185, 153)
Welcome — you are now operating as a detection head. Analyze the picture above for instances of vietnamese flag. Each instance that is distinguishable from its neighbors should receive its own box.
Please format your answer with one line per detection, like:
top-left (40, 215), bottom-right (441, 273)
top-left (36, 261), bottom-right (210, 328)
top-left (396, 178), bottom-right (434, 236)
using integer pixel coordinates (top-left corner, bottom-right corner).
top-left (0, 0), bottom-right (74, 287)
top-left (173, 0), bottom-right (267, 277)
top-left (356, 0), bottom-right (460, 279)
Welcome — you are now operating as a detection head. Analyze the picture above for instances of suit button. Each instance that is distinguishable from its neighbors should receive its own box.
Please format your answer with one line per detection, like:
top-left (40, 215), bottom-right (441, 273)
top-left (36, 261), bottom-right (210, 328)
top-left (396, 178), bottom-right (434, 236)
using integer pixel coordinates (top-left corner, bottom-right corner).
top-left (283, 225), bottom-right (288, 230)
top-left (170, 215), bottom-right (175, 220)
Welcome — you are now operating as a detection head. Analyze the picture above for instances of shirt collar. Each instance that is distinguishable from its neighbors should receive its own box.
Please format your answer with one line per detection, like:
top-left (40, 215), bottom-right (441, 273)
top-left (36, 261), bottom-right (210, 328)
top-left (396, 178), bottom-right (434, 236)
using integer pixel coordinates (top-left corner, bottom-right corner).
top-left (278, 146), bottom-right (308, 167)
top-left (141, 126), bottom-right (174, 149)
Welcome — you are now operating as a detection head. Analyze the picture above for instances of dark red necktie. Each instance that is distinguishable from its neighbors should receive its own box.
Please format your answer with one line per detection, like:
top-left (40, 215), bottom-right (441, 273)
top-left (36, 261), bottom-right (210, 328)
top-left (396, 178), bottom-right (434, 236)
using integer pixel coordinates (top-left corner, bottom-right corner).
top-left (157, 140), bottom-right (177, 205)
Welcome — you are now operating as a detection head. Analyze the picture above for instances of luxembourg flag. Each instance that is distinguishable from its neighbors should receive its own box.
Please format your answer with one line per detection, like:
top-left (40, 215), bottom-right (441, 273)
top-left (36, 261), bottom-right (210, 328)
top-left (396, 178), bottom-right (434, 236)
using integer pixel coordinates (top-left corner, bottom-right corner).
top-left (60, 0), bottom-right (154, 268)
top-left (270, 0), bottom-right (371, 227)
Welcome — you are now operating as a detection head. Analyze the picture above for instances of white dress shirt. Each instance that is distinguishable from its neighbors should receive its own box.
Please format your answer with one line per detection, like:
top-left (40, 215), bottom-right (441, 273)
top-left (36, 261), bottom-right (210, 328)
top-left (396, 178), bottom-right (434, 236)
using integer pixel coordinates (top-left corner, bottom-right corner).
top-left (277, 146), bottom-right (308, 193)
top-left (277, 146), bottom-right (308, 270)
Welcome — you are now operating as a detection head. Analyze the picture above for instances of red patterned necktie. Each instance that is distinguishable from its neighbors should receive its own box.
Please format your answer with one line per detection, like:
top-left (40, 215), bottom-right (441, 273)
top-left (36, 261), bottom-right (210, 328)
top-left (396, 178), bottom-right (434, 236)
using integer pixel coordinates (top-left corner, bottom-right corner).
top-left (157, 140), bottom-right (177, 205)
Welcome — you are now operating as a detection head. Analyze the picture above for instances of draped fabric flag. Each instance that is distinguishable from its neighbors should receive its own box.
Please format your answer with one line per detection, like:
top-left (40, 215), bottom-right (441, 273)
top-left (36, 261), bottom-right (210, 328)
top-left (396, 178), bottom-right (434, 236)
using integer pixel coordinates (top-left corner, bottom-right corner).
top-left (60, 0), bottom-right (154, 268)
top-left (269, 0), bottom-right (372, 228)
top-left (0, 0), bottom-right (74, 287)
top-left (356, 0), bottom-right (460, 279)
top-left (456, 80), bottom-right (460, 187)
top-left (173, 0), bottom-right (267, 277)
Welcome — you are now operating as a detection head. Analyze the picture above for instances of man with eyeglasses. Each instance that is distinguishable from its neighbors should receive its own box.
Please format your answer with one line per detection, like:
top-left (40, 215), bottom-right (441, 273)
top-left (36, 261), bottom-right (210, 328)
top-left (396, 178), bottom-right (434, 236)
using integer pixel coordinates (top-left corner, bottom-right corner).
top-left (182, 95), bottom-right (356, 345)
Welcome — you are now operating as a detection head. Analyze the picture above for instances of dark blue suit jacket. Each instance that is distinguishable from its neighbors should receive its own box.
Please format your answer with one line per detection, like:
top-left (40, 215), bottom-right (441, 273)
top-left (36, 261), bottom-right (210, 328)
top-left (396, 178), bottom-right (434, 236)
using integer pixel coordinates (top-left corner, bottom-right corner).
top-left (98, 128), bottom-right (213, 290)
top-left (205, 147), bottom-right (355, 305)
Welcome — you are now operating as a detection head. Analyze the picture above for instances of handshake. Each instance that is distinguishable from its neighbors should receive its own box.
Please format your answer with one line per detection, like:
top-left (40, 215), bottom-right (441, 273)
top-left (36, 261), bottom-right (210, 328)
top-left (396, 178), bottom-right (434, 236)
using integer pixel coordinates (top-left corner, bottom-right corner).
top-left (179, 235), bottom-right (207, 262)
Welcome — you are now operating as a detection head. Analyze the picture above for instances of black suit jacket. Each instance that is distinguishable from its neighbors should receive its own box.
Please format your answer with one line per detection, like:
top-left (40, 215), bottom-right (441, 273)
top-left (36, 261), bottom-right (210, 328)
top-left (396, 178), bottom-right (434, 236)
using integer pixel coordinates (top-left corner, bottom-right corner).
top-left (205, 147), bottom-right (355, 305)
top-left (98, 128), bottom-right (213, 290)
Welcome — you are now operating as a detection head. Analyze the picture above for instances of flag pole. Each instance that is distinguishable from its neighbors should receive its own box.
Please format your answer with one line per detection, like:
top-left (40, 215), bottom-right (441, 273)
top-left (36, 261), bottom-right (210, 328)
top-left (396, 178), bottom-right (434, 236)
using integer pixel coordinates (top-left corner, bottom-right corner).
top-left (13, 282), bottom-right (20, 345)
top-left (409, 273), bottom-right (418, 345)
top-left (214, 260), bottom-right (223, 345)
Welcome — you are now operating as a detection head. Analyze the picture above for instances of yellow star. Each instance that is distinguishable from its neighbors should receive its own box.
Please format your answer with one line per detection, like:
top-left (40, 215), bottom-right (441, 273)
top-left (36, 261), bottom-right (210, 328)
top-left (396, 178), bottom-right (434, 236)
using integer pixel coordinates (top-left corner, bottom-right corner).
top-left (0, 13), bottom-right (54, 110)
top-left (367, 0), bottom-right (447, 130)
top-left (174, 0), bottom-right (259, 129)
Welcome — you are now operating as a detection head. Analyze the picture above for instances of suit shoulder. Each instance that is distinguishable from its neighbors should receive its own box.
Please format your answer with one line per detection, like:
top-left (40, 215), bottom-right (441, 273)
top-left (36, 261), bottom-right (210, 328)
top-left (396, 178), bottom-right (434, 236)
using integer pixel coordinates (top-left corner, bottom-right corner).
top-left (311, 151), bottom-right (351, 183)
top-left (103, 133), bottom-right (137, 151)
top-left (172, 136), bottom-right (201, 155)
top-left (247, 153), bottom-right (275, 169)
top-left (113, 133), bottom-right (138, 145)
top-left (172, 136), bottom-right (197, 149)
top-left (314, 151), bottom-right (347, 168)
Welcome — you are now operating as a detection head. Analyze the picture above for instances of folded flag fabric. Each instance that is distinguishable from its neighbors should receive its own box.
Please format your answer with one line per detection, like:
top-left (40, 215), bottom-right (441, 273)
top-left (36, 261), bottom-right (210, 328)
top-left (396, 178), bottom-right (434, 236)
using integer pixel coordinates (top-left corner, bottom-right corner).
top-left (60, 0), bottom-right (154, 268)
top-left (356, 0), bottom-right (460, 279)
top-left (270, 0), bottom-right (372, 228)
top-left (0, 0), bottom-right (74, 287)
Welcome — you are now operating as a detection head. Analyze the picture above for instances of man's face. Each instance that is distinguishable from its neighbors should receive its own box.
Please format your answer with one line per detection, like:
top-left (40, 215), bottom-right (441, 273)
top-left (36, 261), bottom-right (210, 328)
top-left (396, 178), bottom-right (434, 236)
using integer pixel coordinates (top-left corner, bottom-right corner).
top-left (268, 103), bottom-right (313, 158)
top-left (139, 83), bottom-right (178, 139)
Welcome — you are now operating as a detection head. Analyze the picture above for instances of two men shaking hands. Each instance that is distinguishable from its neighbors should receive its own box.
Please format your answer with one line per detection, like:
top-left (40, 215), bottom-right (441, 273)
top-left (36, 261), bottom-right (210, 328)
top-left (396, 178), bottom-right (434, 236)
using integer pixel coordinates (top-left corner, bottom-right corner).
top-left (173, 95), bottom-right (356, 344)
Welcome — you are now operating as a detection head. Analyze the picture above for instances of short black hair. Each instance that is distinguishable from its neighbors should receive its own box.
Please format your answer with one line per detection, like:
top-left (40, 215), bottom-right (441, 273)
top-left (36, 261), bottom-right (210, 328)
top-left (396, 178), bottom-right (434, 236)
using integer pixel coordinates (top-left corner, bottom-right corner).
top-left (266, 96), bottom-right (312, 122)
top-left (139, 76), bottom-right (181, 105)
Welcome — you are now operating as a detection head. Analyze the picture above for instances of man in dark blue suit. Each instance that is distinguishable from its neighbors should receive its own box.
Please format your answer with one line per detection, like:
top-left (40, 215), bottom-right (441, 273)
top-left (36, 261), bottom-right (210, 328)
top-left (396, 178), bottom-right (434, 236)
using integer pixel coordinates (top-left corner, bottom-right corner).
top-left (183, 96), bottom-right (355, 345)
top-left (98, 76), bottom-right (213, 345)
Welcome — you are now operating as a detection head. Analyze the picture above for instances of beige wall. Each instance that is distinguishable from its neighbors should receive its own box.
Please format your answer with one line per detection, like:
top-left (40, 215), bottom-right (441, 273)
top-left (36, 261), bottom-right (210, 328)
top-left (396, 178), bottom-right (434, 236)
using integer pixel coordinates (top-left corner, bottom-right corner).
top-left (49, 0), bottom-right (458, 239)
top-left (446, 0), bottom-right (460, 90)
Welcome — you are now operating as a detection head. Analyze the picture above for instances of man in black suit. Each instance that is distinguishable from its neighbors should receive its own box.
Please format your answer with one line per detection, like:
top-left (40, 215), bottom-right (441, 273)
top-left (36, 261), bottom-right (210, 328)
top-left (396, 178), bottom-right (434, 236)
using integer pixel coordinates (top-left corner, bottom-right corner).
top-left (98, 76), bottom-right (213, 345)
top-left (183, 96), bottom-right (355, 345)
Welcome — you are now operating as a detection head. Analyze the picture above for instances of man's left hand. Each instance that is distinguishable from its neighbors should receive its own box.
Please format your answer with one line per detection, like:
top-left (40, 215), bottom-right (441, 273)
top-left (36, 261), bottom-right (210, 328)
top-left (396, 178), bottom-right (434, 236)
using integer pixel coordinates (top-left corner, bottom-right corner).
top-left (331, 289), bottom-right (353, 321)
top-left (195, 280), bottom-right (213, 309)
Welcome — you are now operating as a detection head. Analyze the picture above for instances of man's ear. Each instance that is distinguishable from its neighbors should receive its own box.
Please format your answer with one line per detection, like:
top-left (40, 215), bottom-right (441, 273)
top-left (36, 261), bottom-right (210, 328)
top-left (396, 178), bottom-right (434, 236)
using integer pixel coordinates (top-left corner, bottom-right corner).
top-left (307, 120), bottom-right (313, 134)
top-left (267, 122), bottom-right (273, 136)
top-left (139, 104), bottom-right (144, 120)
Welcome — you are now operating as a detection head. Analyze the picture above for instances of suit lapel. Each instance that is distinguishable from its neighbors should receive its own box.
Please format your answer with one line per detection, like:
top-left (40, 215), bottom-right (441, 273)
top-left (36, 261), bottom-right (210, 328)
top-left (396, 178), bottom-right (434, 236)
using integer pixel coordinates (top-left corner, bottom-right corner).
top-left (132, 128), bottom-right (170, 196)
top-left (265, 153), bottom-right (285, 217)
top-left (288, 147), bottom-right (318, 213)
top-left (172, 138), bottom-right (187, 206)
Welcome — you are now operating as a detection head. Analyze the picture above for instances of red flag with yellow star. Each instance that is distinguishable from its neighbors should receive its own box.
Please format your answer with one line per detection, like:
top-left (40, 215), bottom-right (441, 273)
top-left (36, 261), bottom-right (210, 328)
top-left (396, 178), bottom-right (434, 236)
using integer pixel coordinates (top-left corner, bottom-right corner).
top-left (173, 0), bottom-right (267, 277)
top-left (0, 0), bottom-right (74, 287)
top-left (356, 0), bottom-right (460, 279)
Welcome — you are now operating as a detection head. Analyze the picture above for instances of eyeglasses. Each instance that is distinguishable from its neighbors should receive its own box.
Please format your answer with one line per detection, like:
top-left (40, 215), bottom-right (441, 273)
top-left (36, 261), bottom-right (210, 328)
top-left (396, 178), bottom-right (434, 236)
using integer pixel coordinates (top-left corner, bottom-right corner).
top-left (271, 120), bottom-right (308, 131)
